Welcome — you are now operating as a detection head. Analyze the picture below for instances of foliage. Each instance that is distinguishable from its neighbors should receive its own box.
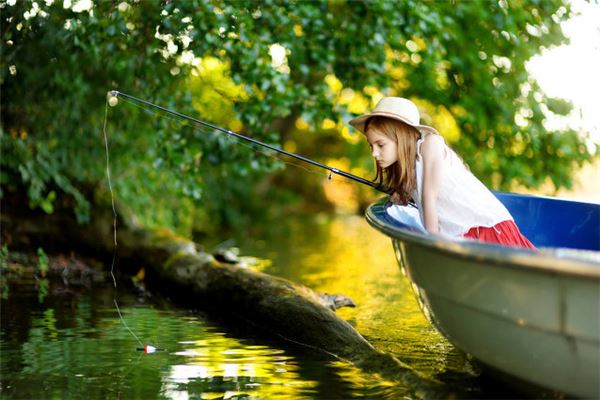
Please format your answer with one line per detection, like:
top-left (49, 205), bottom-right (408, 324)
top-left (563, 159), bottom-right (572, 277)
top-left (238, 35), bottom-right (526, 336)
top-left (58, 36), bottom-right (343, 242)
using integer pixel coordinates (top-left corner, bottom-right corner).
top-left (1, 128), bottom-right (90, 221)
top-left (36, 247), bottom-right (49, 277)
top-left (0, 245), bottom-right (8, 299)
top-left (0, 244), bottom-right (8, 268)
top-left (36, 247), bottom-right (49, 301)
top-left (1, 0), bottom-right (595, 234)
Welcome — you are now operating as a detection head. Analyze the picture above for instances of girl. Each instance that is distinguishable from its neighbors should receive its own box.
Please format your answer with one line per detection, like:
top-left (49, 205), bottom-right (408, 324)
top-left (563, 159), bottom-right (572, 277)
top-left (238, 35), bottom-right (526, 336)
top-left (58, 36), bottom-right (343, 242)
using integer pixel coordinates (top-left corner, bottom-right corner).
top-left (349, 97), bottom-right (536, 249)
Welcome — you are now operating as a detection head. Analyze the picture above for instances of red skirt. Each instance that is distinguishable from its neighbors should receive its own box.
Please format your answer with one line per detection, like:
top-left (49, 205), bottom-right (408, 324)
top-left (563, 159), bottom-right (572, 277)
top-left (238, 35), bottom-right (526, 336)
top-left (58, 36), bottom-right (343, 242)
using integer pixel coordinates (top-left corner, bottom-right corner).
top-left (463, 220), bottom-right (537, 250)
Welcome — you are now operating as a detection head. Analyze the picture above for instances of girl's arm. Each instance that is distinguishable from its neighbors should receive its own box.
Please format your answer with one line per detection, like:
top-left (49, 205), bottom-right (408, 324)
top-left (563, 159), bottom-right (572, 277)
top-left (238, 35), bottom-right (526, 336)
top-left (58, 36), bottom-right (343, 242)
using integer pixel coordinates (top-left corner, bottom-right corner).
top-left (421, 134), bottom-right (445, 234)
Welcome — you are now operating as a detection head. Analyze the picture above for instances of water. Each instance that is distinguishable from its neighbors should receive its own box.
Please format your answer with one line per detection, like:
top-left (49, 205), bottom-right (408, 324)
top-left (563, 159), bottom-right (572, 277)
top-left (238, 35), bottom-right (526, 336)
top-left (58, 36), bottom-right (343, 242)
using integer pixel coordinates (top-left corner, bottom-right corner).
top-left (1, 213), bottom-right (536, 399)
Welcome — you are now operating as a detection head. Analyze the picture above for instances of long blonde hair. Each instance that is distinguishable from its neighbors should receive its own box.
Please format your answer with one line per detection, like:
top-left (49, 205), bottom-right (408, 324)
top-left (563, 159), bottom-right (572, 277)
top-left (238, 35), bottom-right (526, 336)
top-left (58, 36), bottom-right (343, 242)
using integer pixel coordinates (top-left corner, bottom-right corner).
top-left (366, 117), bottom-right (421, 205)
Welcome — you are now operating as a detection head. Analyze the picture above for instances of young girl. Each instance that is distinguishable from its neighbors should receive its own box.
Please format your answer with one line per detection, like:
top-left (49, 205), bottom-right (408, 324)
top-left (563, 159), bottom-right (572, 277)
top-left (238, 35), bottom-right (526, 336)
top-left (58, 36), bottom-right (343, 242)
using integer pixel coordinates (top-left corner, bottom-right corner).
top-left (349, 97), bottom-right (536, 249)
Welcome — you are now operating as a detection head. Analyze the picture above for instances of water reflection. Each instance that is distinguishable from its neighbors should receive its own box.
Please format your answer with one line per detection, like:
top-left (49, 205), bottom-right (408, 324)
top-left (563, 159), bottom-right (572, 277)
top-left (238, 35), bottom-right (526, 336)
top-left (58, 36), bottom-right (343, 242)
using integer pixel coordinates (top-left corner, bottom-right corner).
top-left (0, 285), bottom-right (326, 399)
top-left (2, 212), bottom-right (523, 399)
top-left (4, 283), bottom-right (428, 399)
top-left (233, 214), bottom-right (466, 377)
top-left (164, 336), bottom-right (315, 399)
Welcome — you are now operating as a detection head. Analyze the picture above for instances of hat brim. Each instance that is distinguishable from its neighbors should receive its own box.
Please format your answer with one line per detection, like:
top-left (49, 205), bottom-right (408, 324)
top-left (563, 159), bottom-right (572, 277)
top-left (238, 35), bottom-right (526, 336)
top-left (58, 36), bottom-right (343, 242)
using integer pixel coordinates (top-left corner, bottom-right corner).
top-left (349, 111), bottom-right (439, 136)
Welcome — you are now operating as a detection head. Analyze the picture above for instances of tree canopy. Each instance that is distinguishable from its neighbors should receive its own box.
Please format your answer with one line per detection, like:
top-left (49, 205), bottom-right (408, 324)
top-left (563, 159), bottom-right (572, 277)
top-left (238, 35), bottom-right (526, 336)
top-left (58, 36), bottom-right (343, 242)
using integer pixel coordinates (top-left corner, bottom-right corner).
top-left (1, 0), bottom-right (596, 233)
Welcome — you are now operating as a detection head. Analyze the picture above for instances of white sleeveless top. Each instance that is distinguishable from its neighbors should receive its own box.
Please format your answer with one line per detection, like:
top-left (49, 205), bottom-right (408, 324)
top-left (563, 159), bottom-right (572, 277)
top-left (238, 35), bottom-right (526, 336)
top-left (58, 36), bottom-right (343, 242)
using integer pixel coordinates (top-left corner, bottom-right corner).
top-left (412, 133), bottom-right (513, 237)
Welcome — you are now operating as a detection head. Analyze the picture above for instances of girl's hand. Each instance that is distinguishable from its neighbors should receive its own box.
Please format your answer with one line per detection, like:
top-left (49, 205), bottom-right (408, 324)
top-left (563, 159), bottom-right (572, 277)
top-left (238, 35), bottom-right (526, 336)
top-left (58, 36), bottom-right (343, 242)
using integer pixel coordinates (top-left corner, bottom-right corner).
top-left (390, 191), bottom-right (403, 205)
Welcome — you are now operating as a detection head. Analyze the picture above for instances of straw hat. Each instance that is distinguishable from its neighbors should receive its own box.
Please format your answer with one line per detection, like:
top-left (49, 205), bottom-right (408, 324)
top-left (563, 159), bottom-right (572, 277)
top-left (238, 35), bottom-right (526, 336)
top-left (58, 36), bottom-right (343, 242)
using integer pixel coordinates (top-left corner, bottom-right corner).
top-left (348, 97), bottom-right (439, 136)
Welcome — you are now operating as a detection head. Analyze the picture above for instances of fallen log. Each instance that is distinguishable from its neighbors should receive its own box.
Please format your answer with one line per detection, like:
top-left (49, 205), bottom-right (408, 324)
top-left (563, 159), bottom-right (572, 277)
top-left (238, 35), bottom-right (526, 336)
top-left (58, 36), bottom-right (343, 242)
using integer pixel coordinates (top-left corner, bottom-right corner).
top-left (1, 195), bottom-right (443, 396)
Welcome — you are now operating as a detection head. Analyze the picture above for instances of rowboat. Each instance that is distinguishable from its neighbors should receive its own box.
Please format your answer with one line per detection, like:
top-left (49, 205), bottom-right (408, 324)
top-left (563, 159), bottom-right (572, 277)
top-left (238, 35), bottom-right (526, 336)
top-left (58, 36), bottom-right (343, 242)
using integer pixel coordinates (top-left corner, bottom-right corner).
top-left (365, 192), bottom-right (600, 398)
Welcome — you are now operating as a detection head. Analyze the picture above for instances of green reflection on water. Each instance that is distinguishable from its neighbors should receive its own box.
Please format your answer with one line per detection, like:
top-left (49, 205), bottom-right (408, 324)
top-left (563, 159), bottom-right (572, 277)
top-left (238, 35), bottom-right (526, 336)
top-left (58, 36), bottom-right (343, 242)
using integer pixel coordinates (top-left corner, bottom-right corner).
top-left (233, 213), bottom-right (468, 377)
top-left (1, 290), bottom-right (323, 399)
top-left (1, 213), bottom-right (496, 399)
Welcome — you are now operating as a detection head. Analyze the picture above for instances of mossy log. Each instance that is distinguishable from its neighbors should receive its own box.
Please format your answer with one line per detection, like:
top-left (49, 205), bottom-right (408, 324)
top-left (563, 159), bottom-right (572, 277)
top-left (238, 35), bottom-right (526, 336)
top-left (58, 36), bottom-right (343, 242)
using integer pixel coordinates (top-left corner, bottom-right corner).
top-left (1, 198), bottom-right (442, 395)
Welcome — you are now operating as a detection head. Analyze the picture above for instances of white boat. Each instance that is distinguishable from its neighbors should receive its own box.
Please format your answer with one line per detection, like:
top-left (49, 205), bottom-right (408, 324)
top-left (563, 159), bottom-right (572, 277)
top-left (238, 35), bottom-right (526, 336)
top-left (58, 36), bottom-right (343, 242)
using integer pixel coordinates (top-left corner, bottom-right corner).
top-left (365, 192), bottom-right (600, 398)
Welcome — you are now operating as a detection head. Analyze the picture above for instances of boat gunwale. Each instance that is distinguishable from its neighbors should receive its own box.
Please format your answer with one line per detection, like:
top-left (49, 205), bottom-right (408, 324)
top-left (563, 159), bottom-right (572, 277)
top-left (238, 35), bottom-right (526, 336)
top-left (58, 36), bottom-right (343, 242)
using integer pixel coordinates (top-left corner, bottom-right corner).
top-left (365, 198), bottom-right (600, 279)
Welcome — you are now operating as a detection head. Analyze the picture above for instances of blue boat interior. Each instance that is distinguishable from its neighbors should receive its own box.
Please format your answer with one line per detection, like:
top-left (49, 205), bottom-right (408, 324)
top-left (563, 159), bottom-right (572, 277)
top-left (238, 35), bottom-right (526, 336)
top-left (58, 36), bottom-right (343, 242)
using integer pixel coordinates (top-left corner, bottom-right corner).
top-left (495, 192), bottom-right (599, 251)
top-left (376, 193), bottom-right (599, 252)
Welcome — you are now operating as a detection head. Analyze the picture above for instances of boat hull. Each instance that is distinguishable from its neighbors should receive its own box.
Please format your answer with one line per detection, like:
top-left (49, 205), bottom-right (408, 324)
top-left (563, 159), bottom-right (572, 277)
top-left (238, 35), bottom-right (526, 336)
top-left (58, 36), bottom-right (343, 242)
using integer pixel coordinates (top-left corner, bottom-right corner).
top-left (366, 196), bottom-right (600, 398)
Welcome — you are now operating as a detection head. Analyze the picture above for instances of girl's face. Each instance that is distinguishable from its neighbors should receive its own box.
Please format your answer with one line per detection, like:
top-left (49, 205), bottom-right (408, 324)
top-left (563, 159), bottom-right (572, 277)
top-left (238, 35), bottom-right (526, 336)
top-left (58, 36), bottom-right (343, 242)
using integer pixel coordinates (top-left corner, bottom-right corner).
top-left (366, 128), bottom-right (398, 169)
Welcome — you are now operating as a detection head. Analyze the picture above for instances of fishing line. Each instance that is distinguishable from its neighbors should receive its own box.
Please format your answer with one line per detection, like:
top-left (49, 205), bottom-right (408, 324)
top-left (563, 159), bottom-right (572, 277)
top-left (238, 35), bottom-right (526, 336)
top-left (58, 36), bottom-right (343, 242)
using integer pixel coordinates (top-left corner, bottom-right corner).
top-left (101, 90), bottom-right (388, 352)
top-left (102, 98), bottom-right (147, 350)
top-left (102, 100), bottom-right (118, 288)
top-left (103, 94), bottom-right (331, 353)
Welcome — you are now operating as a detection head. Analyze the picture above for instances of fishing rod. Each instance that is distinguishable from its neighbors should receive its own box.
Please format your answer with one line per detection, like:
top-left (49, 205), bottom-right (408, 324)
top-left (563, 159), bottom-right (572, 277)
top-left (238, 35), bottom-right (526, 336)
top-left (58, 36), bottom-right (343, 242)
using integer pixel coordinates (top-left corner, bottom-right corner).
top-left (110, 90), bottom-right (391, 194)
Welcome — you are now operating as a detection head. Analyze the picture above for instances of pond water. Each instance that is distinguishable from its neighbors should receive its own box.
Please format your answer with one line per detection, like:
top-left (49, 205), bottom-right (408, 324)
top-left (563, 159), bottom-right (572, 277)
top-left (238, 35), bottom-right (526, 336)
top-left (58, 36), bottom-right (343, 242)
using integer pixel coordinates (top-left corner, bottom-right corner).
top-left (1, 213), bottom-right (541, 399)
